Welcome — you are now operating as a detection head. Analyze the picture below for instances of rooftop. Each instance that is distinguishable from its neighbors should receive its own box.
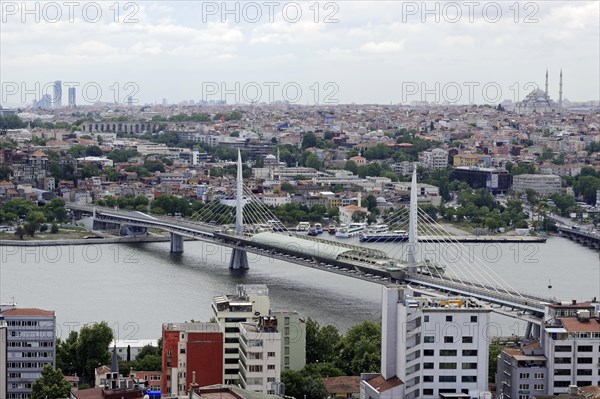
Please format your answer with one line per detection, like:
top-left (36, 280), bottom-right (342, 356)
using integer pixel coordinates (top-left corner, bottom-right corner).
top-left (322, 376), bottom-right (360, 394)
top-left (162, 322), bottom-right (221, 333)
top-left (365, 375), bottom-right (404, 393)
top-left (560, 317), bottom-right (600, 333)
top-left (0, 307), bottom-right (55, 317)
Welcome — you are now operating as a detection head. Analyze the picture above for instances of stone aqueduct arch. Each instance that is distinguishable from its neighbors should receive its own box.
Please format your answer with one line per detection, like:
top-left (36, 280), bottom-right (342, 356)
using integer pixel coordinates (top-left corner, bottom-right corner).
top-left (82, 122), bottom-right (160, 134)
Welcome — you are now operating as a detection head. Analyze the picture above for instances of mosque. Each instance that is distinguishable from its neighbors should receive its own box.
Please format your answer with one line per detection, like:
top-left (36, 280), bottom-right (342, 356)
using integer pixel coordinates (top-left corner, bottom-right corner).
top-left (515, 70), bottom-right (564, 115)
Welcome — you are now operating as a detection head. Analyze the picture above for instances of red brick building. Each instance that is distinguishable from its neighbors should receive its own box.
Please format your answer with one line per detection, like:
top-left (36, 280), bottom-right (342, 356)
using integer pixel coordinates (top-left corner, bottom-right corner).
top-left (162, 322), bottom-right (223, 396)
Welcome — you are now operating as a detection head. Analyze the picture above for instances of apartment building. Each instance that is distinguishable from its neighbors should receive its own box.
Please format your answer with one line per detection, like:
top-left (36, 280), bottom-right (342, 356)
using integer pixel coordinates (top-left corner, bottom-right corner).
top-left (0, 304), bottom-right (56, 399)
top-left (420, 148), bottom-right (449, 170)
top-left (512, 174), bottom-right (561, 196)
top-left (271, 311), bottom-right (306, 372)
top-left (496, 300), bottom-right (600, 398)
top-left (361, 286), bottom-right (491, 399)
top-left (212, 285), bottom-right (271, 383)
top-left (161, 322), bottom-right (223, 396)
top-left (1, 318), bottom-right (7, 399)
top-left (239, 318), bottom-right (281, 393)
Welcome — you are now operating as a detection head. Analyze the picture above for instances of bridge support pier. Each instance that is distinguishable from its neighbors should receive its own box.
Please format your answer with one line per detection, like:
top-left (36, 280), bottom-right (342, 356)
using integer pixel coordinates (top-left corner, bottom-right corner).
top-left (229, 248), bottom-right (249, 270)
top-left (532, 323), bottom-right (540, 338)
top-left (170, 233), bottom-right (184, 253)
top-left (525, 322), bottom-right (532, 339)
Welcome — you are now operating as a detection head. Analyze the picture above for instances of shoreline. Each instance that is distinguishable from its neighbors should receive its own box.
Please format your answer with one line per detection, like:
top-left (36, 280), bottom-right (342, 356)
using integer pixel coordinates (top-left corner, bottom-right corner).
top-left (0, 236), bottom-right (172, 246)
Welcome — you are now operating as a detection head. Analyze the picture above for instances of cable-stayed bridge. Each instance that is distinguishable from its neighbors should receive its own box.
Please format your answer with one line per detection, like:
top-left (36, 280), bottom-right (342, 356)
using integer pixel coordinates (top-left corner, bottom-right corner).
top-left (67, 151), bottom-right (558, 334)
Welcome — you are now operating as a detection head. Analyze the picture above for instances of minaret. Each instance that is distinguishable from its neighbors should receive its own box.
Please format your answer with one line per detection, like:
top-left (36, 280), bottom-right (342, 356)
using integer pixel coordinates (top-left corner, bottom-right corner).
top-left (559, 69), bottom-right (563, 108)
top-left (545, 69), bottom-right (549, 96)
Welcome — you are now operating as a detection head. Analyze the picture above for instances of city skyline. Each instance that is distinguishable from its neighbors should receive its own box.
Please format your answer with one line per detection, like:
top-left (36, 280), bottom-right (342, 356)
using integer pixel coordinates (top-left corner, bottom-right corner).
top-left (1, 1), bottom-right (599, 106)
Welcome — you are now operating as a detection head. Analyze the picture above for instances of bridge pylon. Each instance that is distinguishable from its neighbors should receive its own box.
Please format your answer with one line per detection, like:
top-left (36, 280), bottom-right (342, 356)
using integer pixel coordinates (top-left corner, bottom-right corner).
top-left (230, 149), bottom-right (249, 270)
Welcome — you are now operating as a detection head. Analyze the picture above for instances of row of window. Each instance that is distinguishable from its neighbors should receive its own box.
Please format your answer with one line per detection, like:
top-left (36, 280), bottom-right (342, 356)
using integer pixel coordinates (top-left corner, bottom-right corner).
top-left (555, 345), bottom-right (600, 352)
top-left (423, 362), bottom-right (477, 370)
top-left (7, 362), bottom-right (51, 369)
top-left (518, 372), bottom-right (544, 379)
top-left (424, 349), bottom-right (478, 356)
top-left (7, 341), bottom-right (53, 348)
top-left (518, 384), bottom-right (544, 390)
top-left (423, 375), bottom-right (477, 383)
top-left (424, 315), bottom-right (478, 323)
top-left (424, 336), bottom-right (473, 344)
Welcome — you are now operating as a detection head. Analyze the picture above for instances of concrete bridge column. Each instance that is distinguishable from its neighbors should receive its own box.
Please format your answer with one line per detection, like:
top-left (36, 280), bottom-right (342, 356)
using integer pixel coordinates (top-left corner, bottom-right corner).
top-left (532, 323), bottom-right (540, 338)
top-left (229, 248), bottom-right (249, 269)
top-left (170, 233), bottom-right (184, 253)
top-left (525, 322), bottom-right (533, 339)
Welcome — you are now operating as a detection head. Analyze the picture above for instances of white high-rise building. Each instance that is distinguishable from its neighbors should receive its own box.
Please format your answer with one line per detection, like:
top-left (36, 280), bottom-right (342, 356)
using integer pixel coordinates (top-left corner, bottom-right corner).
top-left (212, 284), bottom-right (270, 383)
top-left (68, 87), bottom-right (76, 108)
top-left (420, 148), bottom-right (449, 170)
top-left (239, 318), bottom-right (281, 393)
top-left (361, 286), bottom-right (491, 399)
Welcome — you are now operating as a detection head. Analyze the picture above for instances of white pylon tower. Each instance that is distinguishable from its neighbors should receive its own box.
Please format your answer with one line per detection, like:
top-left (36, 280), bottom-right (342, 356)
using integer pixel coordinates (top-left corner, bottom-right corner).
top-left (407, 164), bottom-right (418, 273)
top-left (230, 149), bottom-right (249, 269)
top-left (235, 149), bottom-right (244, 235)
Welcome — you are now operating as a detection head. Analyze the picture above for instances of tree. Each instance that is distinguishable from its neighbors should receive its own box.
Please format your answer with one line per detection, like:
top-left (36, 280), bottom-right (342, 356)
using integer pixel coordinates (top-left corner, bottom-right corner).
top-left (305, 153), bottom-right (321, 170)
top-left (14, 225), bottom-right (24, 240)
top-left (335, 320), bottom-right (381, 375)
top-left (344, 160), bottom-right (359, 175)
top-left (302, 132), bottom-right (317, 149)
top-left (351, 211), bottom-right (367, 223)
top-left (77, 322), bottom-right (114, 378)
top-left (489, 344), bottom-right (503, 383)
top-left (281, 369), bottom-right (328, 399)
top-left (280, 182), bottom-right (295, 193)
top-left (56, 330), bottom-right (79, 376)
top-left (305, 318), bottom-right (341, 364)
top-left (364, 195), bottom-right (378, 212)
top-left (85, 145), bottom-right (103, 157)
top-left (0, 165), bottom-right (11, 180)
top-left (30, 364), bottom-right (72, 399)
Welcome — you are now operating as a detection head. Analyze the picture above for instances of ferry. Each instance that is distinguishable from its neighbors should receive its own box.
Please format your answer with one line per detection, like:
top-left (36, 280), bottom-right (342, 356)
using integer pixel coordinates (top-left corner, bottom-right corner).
top-left (328, 224), bottom-right (337, 234)
top-left (364, 224), bottom-right (389, 234)
top-left (335, 223), bottom-right (367, 238)
top-left (295, 222), bottom-right (310, 232)
top-left (314, 223), bottom-right (323, 234)
top-left (360, 229), bottom-right (409, 243)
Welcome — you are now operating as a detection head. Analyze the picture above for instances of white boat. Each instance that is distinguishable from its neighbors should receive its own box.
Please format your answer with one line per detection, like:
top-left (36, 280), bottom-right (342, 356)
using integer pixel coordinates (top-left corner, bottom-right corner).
top-left (335, 222), bottom-right (367, 238)
top-left (295, 222), bottom-right (310, 231)
top-left (364, 224), bottom-right (389, 234)
top-left (360, 229), bottom-right (409, 243)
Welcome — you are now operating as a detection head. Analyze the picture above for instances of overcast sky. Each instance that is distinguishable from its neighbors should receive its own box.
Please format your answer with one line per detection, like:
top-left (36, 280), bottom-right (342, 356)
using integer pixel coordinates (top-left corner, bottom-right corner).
top-left (1, 1), bottom-right (599, 106)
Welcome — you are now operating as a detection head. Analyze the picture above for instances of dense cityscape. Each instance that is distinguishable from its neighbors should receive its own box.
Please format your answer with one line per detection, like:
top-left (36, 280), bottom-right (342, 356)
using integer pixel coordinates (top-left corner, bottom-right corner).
top-left (2, 1), bottom-right (600, 399)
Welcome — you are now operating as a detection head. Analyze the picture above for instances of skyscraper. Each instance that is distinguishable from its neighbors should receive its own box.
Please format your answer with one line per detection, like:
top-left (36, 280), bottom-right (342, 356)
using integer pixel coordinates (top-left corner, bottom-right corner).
top-left (0, 317), bottom-right (7, 399)
top-left (53, 81), bottom-right (62, 108)
top-left (68, 87), bottom-right (76, 108)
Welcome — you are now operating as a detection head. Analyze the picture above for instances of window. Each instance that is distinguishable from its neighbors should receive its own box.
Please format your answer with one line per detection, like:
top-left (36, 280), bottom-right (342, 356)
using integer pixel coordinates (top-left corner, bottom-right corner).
top-left (577, 381), bottom-right (592, 387)
top-left (519, 373), bottom-right (529, 379)
top-left (225, 327), bottom-right (239, 333)
top-left (519, 384), bottom-right (529, 390)
top-left (423, 363), bottom-right (434, 369)
top-left (267, 377), bottom-right (276, 382)
top-left (555, 345), bottom-right (571, 352)
top-left (462, 363), bottom-right (477, 369)
top-left (424, 349), bottom-right (434, 356)
top-left (555, 357), bottom-right (571, 364)
top-left (462, 336), bottom-right (473, 344)
top-left (225, 338), bottom-right (239, 344)
top-left (462, 376), bottom-right (477, 383)
top-left (444, 336), bottom-right (453, 343)
top-left (554, 369), bottom-right (570, 375)
top-left (462, 349), bottom-right (477, 356)
top-left (534, 372), bottom-right (544, 379)
top-left (267, 352), bottom-right (275, 357)
top-left (439, 363), bottom-right (456, 369)
top-left (446, 316), bottom-right (453, 322)
top-left (179, 348), bottom-right (186, 354)
top-left (439, 350), bottom-right (457, 356)
top-left (225, 348), bottom-right (239, 354)
top-left (267, 365), bottom-right (276, 370)
top-left (534, 384), bottom-right (544, 390)
top-left (424, 315), bottom-right (429, 322)
top-left (423, 376), bottom-right (434, 382)
top-left (423, 389), bottom-right (434, 395)
top-left (224, 358), bottom-right (238, 364)
top-left (424, 336), bottom-right (435, 343)
top-left (578, 357), bottom-right (593, 364)
top-left (470, 315), bottom-right (477, 322)
top-left (248, 365), bottom-right (263, 372)
top-left (578, 345), bottom-right (593, 352)
top-left (439, 376), bottom-right (456, 383)
top-left (577, 369), bottom-right (593, 375)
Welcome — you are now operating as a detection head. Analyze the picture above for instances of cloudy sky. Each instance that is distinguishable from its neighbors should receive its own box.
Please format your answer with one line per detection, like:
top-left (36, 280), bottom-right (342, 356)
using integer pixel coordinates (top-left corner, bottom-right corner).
top-left (1, 1), bottom-right (598, 106)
